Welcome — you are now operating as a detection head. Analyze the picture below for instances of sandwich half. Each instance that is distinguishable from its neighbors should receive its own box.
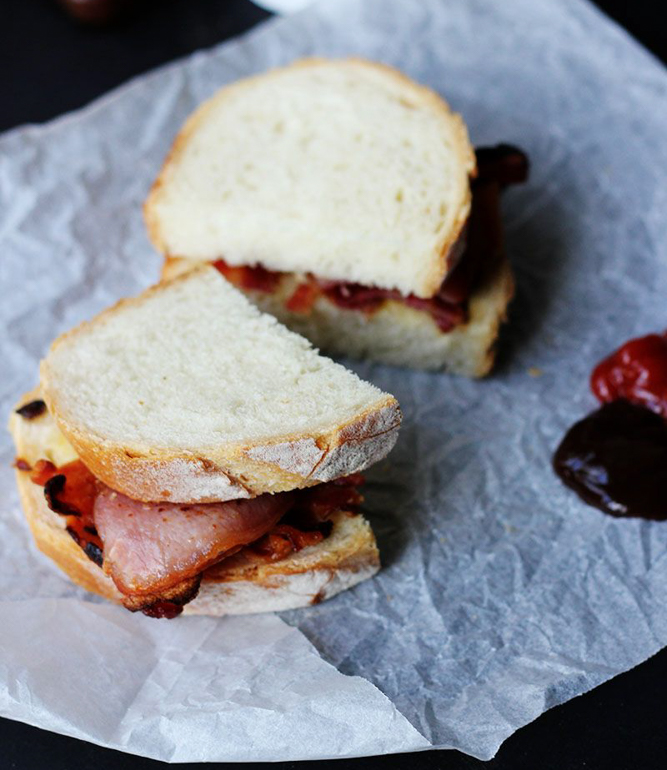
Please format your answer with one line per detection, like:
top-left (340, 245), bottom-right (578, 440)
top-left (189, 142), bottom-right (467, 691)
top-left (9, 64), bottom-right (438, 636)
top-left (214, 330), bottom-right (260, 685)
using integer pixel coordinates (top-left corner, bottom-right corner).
top-left (146, 58), bottom-right (528, 376)
top-left (9, 266), bottom-right (400, 618)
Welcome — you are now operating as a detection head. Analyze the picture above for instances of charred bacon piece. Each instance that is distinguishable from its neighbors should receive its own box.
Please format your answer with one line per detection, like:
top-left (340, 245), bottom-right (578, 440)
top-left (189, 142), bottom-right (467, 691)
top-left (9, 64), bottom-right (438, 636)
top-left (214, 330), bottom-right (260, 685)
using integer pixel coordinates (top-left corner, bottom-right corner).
top-left (15, 400), bottom-right (47, 419)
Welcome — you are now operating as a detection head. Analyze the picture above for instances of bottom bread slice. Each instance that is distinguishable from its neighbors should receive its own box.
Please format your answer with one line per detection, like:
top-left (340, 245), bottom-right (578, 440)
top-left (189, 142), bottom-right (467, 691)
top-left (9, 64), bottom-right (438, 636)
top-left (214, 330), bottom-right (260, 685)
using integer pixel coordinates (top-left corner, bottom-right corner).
top-left (10, 400), bottom-right (381, 617)
top-left (163, 253), bottom-right (513, 377)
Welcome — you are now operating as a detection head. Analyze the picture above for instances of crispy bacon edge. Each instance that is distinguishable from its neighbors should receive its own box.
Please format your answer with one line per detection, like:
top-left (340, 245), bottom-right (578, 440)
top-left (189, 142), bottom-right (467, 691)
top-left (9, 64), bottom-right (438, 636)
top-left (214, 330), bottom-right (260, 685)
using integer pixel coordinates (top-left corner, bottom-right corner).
top-left (23, 459), bottom-right (365, 618)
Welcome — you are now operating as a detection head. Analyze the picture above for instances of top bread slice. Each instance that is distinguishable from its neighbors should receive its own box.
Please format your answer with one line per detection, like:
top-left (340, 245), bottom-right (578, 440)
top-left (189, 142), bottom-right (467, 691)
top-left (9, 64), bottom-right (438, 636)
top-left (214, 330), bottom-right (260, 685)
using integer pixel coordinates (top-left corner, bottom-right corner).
top-left (39, 266), bottom-right (401, 503)
top-left (145, 57), bottom-right (475, 299)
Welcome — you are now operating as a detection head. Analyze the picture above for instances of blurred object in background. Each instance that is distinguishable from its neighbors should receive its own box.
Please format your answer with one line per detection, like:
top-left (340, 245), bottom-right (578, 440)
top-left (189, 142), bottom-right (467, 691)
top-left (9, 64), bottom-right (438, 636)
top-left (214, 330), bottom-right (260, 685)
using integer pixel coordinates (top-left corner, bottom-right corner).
top-left (0, 1), bottom-right (269, 131)
top-left (252, 0), bottom-right (314, 12)
top-left (57, 0), bottom-right (140, 26)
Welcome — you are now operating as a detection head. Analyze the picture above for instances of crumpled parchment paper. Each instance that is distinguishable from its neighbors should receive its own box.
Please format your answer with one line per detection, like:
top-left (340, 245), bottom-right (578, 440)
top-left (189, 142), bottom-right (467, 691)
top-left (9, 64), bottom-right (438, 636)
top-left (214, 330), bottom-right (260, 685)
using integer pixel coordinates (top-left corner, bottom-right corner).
top-left (2, 0), bottom-right (667, 761)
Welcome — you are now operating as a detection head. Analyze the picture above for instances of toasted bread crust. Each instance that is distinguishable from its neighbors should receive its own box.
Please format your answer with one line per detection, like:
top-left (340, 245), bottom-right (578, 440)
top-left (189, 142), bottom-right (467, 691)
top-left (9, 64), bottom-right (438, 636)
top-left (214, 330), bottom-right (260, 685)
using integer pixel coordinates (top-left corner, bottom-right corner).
top-left (9, 406), bottom-right (381, 615)
top-left (145, 57), bottom-right (475, 299)
top-left (38, 267), bottom-right (401, 503)
top-left (42, 391), bottom-right (400, 504)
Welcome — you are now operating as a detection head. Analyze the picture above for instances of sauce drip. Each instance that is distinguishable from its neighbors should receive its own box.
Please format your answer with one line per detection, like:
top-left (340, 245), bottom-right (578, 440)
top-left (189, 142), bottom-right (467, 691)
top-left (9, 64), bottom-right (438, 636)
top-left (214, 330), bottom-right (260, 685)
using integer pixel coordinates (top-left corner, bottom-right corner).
top-left (553, 400), bottom-right (667, 520)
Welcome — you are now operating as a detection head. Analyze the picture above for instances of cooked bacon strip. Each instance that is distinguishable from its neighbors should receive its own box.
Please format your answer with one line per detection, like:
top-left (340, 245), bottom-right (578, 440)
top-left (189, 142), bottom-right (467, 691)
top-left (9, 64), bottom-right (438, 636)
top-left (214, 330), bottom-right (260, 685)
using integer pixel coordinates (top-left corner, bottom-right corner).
top-left (250, 524), bottom-right (325, 562)
top-left (94, 487), bottom-right (295, 599)
top-left (26, 457), bottom-right (365, 616)
top-left (475, 144), bottom-right (529, 187)
top-left (31, 459), bottom-right (103, 565)
top-left (213, 259), bottom-right (282, 293)
top-left (121, 575), bottom-right (203, 618)
top-left (30, 459), bottom-right (58, 485)
top-left (286, 281), bottom-right (320, 313)
top-left (294, 474), bottom-right (364, 520)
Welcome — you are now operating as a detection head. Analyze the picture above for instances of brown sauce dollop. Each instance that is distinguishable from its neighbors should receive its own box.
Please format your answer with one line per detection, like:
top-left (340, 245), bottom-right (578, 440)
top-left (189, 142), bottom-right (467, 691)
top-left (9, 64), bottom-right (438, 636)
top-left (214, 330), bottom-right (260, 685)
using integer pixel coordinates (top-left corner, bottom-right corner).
top-left (553, 400), bottom-right (667, 520)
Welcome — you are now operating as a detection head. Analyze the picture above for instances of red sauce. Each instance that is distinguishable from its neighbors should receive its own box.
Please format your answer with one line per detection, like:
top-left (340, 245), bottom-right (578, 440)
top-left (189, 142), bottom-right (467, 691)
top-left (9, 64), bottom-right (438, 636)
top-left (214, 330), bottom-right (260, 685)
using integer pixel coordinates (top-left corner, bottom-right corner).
top-left (591, 332), bottom-right (667, 418)
top-left (213, 145), bottom-right (529, 333)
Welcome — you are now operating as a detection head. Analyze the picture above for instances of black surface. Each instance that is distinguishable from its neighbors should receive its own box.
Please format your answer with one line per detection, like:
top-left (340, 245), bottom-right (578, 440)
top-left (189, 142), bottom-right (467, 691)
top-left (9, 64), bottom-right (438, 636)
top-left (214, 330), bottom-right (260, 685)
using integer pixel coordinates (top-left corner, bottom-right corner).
top-left (1, 1), bottom-right (666, 768)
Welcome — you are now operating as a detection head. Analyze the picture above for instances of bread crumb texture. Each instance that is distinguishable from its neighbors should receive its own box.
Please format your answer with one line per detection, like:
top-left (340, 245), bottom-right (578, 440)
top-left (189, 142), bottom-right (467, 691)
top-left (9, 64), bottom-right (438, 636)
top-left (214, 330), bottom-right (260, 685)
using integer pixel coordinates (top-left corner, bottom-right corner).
top-left (41, 268), bottom-right (391, 450)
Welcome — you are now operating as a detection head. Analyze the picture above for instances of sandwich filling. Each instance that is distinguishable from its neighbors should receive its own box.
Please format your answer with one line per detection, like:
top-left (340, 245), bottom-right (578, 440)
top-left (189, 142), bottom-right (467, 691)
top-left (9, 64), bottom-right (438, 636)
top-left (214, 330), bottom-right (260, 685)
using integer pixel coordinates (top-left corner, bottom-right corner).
top-left (20, 438), bottom-right (363, 619)
top-left (211, 145), bottom-right (528, 333)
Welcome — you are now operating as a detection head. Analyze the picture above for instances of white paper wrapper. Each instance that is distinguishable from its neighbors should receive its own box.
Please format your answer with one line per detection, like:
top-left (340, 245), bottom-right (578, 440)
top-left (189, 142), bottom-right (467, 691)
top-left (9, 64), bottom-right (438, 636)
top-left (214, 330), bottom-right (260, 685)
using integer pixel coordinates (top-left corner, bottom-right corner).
top-left (0, 600), bottom-right (426, 761)
top-left (2, 0), bottom-right (667, 762)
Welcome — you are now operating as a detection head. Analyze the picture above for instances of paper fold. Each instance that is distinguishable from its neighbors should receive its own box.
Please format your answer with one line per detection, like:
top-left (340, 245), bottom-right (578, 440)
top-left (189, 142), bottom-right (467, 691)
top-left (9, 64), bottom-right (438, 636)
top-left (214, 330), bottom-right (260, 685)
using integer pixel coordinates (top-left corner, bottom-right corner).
top-left (0, 599), bottom-right (429, 762)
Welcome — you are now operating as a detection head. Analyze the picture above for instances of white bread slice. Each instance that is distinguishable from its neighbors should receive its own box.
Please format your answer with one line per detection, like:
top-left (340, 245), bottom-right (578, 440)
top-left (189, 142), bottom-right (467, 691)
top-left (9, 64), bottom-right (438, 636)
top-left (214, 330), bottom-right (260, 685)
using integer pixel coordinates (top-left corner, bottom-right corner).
top-left (145, 57), bottom-right (475, 299)
top-left (9, 399), bottom-right (380, 615)
top-left (39, 268), bottom-right (401, 503)
top-left (163, 253), bottom-right (513, 377)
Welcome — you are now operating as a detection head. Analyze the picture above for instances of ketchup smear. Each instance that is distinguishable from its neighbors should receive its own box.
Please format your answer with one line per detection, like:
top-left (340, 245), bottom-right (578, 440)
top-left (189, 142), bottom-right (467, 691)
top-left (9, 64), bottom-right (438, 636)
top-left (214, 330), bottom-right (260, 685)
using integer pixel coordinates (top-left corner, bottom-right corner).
top-left (591, 331), bottom-right (667, 418)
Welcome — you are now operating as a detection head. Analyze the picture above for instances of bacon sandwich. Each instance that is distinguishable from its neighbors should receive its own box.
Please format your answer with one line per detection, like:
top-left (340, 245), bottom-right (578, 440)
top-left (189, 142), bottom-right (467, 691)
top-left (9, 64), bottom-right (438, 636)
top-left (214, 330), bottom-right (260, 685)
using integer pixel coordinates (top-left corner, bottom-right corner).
top-left (9, 267), bottom-right (401, 618)
top-left (145, 58), bottom-right (528, 376)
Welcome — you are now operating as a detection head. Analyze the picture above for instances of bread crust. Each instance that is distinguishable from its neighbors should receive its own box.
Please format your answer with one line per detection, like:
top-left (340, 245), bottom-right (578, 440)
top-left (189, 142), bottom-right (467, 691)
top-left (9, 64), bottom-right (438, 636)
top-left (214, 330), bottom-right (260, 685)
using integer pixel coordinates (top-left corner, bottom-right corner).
top-left (39, 267), bottom-right (401, 503)
top-left (144, 57), bottom-right (476, 299)
top-left (9, 406), bottom-right (381, 616)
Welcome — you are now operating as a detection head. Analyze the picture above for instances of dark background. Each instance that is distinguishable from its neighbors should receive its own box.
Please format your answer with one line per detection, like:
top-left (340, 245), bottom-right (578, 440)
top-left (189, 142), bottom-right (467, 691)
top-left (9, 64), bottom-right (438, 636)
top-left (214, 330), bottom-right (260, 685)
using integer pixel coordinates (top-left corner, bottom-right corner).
top-left (1, 1), bottom-right (666, 768)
